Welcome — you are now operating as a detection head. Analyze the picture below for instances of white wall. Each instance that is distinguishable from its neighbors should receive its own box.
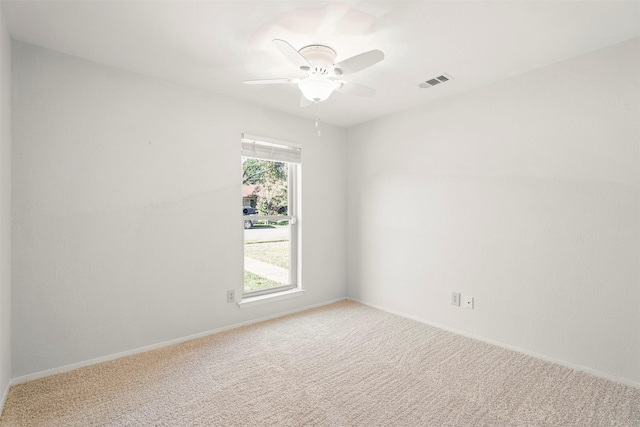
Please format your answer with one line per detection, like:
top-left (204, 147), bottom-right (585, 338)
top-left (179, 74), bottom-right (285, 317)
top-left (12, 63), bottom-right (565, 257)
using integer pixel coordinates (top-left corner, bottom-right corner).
top-left (347, 38), bottom-right (640, 385)
top-left (11, 41), bottom-right (347, 378)
top-left (9, 34), bottom-right (639, 387)
top-left (0, 5), bottom-right (12, 404)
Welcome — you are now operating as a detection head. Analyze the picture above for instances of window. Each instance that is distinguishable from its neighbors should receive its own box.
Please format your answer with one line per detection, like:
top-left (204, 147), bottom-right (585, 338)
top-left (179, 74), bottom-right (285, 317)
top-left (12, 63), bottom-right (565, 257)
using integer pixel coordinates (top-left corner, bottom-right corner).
top-left (241, 134), bottom-right (300, 299)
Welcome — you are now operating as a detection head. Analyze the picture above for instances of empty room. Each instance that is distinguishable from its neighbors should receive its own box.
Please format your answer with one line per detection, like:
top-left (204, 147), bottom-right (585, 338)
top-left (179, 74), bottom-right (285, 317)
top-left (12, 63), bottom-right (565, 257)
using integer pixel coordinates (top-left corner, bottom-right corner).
top-left (0, 1), bottom-right (639, 425)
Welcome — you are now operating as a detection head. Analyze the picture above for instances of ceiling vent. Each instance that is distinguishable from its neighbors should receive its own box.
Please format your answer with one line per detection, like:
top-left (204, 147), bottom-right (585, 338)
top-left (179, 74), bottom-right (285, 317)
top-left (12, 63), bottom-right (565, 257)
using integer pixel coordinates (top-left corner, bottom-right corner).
top-left (419, 74), bottom-right (453, 89)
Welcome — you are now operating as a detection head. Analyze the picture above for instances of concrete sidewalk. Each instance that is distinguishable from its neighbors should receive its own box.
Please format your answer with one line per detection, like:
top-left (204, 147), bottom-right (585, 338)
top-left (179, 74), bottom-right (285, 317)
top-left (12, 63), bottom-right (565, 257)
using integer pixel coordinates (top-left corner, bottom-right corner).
top-left (244, 257), bottom-right (289, 284)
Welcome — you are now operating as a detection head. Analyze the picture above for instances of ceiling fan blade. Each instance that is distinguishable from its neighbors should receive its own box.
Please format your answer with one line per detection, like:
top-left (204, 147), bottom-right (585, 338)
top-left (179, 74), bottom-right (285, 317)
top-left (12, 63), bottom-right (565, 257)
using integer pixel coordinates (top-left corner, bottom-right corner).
top-left (299, 95), bottom-right (314, 107)
top-left (335, 81), bottom-right (377, 97)
top-left (272, 39), bottom-right (312, 70)
top-left (333, 49), bottom-right (384, 75)
top-left (243, 78), bottom-right (300, 85)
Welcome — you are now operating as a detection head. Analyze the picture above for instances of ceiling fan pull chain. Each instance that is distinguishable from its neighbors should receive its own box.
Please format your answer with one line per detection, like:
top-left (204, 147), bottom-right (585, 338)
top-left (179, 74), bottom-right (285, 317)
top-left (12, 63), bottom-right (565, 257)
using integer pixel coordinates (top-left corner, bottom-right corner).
top-left (316, 119), bottom-right (321, 137)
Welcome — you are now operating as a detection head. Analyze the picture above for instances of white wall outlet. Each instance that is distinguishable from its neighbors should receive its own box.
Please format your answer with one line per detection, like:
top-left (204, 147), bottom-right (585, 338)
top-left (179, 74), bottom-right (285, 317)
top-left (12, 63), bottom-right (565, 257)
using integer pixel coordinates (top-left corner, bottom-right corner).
top-left (451, 292), bottom-right (461, 306)
top-left (227, 290), bottom-right (235, 303)
top-left (464, 296), bottom-right (474, 309)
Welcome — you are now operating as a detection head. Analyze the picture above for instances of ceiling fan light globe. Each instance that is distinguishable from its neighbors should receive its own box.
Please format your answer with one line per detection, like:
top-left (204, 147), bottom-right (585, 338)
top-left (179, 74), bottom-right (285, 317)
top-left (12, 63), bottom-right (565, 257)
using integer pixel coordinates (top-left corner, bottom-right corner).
top-left (298, 77), bottom-right (338, 103)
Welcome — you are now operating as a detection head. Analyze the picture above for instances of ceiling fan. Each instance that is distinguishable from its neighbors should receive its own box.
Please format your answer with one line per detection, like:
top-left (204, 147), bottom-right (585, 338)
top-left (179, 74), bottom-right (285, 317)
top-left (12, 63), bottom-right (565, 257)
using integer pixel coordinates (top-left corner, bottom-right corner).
top-left (244, 39), bottom-right (384, 105)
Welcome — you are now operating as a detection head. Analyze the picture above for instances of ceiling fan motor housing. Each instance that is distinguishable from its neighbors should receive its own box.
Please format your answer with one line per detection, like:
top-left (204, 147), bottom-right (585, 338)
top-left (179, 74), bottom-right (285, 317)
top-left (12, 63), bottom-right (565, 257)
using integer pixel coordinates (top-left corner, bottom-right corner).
top-left (299, 45), bottom-right (337, 74)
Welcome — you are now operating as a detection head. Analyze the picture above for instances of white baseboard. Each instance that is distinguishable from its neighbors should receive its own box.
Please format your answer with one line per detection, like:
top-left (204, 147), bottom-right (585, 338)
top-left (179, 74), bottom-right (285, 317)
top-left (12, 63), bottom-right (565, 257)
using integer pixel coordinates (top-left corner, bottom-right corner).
top-left (12, 297), bottom-right (347, 385)
top-left (15, 296), bottom-right (635, 391)
top-left (347, 297), bottom-right (640, 390)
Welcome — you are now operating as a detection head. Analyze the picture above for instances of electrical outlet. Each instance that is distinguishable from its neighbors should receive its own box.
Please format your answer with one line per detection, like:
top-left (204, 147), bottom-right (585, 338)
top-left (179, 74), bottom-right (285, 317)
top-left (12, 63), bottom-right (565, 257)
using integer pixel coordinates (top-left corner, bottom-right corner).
top-left (451, 292), bottom-right (461, 306)
top-left (464, 296), bottom-right (474, 309)
top-left (227, 290), bottom-right (235, 303)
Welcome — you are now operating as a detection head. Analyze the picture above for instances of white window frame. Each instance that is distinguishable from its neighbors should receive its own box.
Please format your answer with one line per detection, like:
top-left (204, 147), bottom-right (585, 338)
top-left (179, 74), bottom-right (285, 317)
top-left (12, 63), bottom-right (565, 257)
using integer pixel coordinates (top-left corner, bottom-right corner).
top-left (240, 134), bottom-right (301, 302)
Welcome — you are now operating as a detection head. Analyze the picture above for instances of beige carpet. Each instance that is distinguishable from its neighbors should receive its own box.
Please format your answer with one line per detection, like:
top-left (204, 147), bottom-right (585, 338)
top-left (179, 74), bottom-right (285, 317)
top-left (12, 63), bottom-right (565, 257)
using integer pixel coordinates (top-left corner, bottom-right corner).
top-left (1, 300), bottom-right (639, 426)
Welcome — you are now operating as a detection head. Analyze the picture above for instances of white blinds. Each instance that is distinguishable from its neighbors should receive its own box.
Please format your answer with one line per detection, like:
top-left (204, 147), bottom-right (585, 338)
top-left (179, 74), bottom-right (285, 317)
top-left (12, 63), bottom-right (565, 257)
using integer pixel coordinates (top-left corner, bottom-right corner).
top-left (241, 134), bottom-right (301, 164)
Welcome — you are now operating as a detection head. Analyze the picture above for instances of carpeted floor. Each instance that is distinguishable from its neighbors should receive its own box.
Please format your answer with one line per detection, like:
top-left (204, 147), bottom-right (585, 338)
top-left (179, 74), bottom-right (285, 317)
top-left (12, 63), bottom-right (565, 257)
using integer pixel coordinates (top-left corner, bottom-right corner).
top-left (1, 300), bottom-right (639, 426)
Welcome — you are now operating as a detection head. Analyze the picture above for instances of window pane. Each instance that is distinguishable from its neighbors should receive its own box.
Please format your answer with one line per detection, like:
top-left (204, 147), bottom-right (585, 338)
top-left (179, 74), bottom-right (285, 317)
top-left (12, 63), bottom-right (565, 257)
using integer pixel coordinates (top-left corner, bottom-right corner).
top-left (242, 157), bottom-right (288, 217)
top-left (241, 139), bottom-right (299, 298)
top-left (244, 220), bottom-right (290, 291)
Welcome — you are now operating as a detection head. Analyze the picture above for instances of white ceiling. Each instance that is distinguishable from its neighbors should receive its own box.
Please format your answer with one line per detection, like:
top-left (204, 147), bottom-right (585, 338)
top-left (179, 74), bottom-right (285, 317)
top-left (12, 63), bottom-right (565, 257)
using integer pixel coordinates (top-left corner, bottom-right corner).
top-left (2, 1), bottom-right (639, 127)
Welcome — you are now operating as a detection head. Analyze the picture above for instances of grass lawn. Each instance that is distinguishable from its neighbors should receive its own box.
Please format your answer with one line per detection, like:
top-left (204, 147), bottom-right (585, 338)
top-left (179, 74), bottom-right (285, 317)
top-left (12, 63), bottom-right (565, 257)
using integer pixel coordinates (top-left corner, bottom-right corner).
top-left (250, 220), bottom-right (289, 228)
top-left (244, 240), bottom-right (289, 269)
top-left (244, 271), bottom-right (280, 291)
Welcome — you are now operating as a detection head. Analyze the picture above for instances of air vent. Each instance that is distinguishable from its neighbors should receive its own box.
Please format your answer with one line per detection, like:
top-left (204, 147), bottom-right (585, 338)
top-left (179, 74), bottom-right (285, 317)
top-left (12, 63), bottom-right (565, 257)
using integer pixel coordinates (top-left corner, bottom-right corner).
top-left (419, 74), bottom-right (453, 89)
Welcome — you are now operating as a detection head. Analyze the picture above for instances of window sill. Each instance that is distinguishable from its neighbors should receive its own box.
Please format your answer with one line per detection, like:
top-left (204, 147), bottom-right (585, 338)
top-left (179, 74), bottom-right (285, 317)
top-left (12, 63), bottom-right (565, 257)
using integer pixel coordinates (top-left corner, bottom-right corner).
top-left (237, 288), bottom-right (305, 308)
